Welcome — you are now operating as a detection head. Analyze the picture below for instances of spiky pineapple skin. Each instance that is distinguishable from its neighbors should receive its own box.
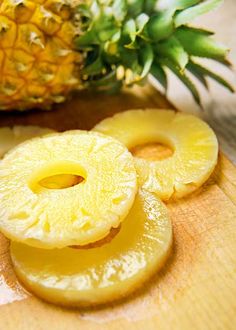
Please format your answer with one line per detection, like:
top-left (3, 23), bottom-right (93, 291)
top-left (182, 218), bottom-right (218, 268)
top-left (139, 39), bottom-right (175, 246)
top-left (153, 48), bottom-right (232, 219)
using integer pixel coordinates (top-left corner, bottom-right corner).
top-left (0, 0), bottom-right (82, 111)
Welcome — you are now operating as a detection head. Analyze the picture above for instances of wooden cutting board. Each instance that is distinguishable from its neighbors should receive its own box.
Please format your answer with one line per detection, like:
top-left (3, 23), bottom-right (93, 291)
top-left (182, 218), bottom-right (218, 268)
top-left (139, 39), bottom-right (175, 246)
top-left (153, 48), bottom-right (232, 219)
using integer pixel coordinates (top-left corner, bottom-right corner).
top-left (0, 85), bottom-right (236, 330)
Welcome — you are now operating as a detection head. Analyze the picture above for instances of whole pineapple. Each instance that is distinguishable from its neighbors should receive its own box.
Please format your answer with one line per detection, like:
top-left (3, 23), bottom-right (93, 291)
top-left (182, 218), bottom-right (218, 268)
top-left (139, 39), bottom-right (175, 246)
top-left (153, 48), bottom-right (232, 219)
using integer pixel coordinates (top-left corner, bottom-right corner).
top-left (0, 0), bottom-right (233, 111)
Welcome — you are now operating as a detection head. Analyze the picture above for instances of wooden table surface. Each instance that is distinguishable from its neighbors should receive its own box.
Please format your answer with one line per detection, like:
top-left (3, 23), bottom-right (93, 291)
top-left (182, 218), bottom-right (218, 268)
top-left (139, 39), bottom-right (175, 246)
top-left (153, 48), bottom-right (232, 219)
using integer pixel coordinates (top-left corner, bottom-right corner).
top-left (0, 84), bottom-right (236, 330)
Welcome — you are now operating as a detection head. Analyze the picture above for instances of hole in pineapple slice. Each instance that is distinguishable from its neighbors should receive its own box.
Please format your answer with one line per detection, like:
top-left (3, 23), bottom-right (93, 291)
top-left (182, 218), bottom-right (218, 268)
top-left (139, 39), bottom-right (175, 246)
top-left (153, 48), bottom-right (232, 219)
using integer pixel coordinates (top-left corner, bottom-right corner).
top-left (70, 226), bottom-right (121, 250)
top-left (29, 161), bottom-right (87, 192)
top-left (39, 174), bottom-right (84, 190)
top-left (130, 142), bottom-right (174, 161)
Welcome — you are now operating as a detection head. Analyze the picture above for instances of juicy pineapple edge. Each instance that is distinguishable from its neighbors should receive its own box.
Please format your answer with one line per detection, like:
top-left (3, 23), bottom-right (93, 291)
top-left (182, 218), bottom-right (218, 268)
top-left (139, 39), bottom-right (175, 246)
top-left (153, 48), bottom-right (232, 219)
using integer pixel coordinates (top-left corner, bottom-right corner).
top-left (10, 189), bottom-right (172, 307)
top-left (0, 0), bottom-right (233, 111)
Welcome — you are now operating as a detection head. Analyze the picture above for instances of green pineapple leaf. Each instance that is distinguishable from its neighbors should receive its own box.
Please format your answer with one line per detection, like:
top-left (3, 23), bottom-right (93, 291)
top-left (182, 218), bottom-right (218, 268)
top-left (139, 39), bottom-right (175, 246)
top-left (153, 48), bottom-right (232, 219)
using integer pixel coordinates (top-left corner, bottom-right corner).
top-left (88, 71), bottom-right (122, 92)
top-left (175, 0), bottom-right (224, 27)
top-left (127, 0), bottom-right (145, 16)
top-left (136, 13), bottom-right (149, 33)
top-left (75, 0), bottom-right (233, 106)
top-left (123, 19), bottom-right (136, 44)
top-left (187, 61), bottom-right (209, 88)
top-left (76, 4), bottom-right (91, 21)
top-left (144, 0), bottom-right (158, 14)
top-left (162, 59), bottom-right (202, 106)
top-left (112, 0), bottom-right (127, 22)
top-left (151, 63), bottom-right (168, 90)
top-left (74, 29), bottom-right (99, 49)
top-left (82, 55), bottom-right (104, 76)
top-left (156, 36), bottom-right (189, 70)
top-left (187, 60), bottom-right (234, 92)
top-left (160, 0), bottom-right (200, 11)
top-left (147, 11), bottom-right (174, 42)
top-left (139, 44), bottom-right (154, 78)
top-left (120, 48), bottom-right (140, 72)
top-left (175, 26), bottom-right (229, 60)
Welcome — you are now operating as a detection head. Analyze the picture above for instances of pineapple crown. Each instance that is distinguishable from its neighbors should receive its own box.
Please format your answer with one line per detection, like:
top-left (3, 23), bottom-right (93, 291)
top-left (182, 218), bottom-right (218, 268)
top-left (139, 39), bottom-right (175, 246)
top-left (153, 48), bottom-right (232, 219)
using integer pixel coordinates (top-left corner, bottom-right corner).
top-left (74, 0), bottom-right (234, 106)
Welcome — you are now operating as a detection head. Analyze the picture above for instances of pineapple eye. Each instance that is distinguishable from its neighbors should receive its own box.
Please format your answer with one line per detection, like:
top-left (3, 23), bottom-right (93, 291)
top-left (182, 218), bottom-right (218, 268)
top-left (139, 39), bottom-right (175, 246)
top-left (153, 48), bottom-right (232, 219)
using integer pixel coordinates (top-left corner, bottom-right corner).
top-left (130, 142), bottom-right (174, 161)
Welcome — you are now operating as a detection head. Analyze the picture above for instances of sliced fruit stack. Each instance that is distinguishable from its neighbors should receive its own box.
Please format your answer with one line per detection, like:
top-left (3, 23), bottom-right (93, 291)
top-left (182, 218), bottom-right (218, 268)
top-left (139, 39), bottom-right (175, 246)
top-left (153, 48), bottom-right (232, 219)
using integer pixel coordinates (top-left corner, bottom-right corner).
top-left (0, 109), bottom-right (218, 307)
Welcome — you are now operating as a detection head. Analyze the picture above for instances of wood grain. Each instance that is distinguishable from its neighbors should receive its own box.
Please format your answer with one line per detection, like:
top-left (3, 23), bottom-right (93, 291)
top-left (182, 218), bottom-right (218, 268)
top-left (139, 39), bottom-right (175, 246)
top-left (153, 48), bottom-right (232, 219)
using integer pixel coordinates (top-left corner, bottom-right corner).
top-left (0, 85), bottom-right (171, 131)
top-left (0, 85), bottom-right (236, 330)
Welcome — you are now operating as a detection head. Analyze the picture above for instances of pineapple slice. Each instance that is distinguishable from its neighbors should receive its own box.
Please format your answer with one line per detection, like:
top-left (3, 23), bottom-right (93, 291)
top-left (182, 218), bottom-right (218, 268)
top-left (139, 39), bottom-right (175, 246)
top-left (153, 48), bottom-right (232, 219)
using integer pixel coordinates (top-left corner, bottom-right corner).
top-left (0, 125), bottom-right (55, 158)
top-left (94, 109), bottom-right (218, 200)
top-left (10, 189), bottom-right (172, 307)
top-left (0, 131), bottom-right (137, 249)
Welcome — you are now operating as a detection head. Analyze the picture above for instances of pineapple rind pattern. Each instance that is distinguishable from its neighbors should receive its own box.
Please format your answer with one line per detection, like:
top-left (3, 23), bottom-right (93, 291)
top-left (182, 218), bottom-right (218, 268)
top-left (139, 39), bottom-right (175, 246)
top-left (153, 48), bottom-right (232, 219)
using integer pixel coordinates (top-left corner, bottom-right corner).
top-left (0, 0), bottom-right (82, 110)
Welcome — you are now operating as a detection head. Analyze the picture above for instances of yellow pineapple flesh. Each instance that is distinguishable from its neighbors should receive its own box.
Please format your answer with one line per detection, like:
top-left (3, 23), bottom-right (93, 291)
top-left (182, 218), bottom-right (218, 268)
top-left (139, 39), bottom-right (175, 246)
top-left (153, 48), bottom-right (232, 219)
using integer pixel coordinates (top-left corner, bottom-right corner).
top-left (0, 125), bottom-right (79, 190)
top-left (0, 125), bottom-right (55, 158)
top-left (0, 0), bottom-right (82, 110)
top-left (10, 189), bottom-right (172, 307)
top-left (0, 130), bottom-right (137, 248)
top-left (94, 109), bottom-right (218, 200)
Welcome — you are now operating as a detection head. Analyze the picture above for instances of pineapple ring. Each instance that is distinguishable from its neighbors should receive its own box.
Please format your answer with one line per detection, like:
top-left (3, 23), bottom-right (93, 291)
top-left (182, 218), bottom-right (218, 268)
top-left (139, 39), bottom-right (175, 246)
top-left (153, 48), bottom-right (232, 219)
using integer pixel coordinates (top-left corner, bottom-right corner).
top-left (10, 189), bottom-right (172, 307)
top-left (0, 131), bottom-right (137, 249)
top-left (0, 125), bottom-right (55, 158)
top-left (94, 109), bottom-right (218, 200)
